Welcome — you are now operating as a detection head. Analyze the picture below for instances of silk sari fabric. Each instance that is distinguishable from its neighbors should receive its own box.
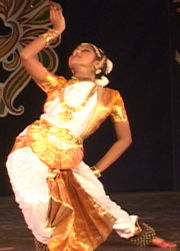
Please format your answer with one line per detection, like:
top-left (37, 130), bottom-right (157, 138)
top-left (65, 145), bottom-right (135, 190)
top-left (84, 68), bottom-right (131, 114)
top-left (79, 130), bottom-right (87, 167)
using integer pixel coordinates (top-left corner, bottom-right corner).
top-left (6, 74), bottom-right (137, 251)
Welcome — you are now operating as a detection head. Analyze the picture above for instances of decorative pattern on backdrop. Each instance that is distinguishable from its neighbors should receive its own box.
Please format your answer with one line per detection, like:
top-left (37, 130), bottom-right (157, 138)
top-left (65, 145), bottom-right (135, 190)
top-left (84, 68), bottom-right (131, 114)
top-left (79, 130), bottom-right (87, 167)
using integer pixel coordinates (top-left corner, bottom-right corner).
top-left (0, 0), bottom-right (60, 117)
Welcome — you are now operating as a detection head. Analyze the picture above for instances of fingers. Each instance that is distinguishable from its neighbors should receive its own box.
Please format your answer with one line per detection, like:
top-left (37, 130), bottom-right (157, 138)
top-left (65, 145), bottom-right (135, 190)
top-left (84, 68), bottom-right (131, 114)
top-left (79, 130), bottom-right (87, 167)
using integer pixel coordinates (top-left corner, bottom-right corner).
top-left (49, 1), bottom-right (62, 12)
top-left (49, 2), bottom-right (62, 21)
top-left (49, 1), bottom-right (65, 32)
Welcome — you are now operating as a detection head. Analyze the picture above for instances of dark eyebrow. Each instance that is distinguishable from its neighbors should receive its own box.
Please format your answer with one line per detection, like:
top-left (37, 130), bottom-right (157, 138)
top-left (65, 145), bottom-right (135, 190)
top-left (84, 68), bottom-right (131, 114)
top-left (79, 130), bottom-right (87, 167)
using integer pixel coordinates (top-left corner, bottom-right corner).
top-left (78, 45), bottom-right (93, 51)
top-left (82, 48), bottom-right (91, 51)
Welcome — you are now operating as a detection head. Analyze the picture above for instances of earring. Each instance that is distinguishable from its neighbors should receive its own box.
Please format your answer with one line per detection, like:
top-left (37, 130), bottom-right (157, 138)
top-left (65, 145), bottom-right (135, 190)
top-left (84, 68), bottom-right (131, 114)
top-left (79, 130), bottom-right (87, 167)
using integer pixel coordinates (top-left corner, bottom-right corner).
top-left (94, 65), bottom-right (102, 74)
top-left (95, 68), bottom-right (101, 74)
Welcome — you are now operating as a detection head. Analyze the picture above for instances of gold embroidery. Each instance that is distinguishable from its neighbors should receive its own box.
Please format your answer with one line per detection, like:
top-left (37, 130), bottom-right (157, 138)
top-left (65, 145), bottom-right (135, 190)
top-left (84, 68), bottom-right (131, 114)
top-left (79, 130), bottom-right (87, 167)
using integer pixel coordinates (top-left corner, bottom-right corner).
top-left (47, 171), bottom-right (116, 251)
top-left (40, 29), bottom-right (60, 48)
top-left (111, 105), bottom-right (127, 123)
top-left (27, 119), bottom-right (83, 169)
top-left (37, 73), bottom-right (67, 93)
top-left (59, 82), bottom-right (97, 121)
top-left (58, 110), bottom-right (74, 121)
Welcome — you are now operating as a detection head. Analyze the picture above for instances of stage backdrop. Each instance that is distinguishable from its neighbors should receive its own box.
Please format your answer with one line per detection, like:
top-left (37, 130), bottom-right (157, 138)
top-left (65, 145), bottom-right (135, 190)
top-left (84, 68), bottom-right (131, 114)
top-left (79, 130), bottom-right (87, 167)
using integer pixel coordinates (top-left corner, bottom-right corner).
top-left (0, 0), bottom-right (180, 195)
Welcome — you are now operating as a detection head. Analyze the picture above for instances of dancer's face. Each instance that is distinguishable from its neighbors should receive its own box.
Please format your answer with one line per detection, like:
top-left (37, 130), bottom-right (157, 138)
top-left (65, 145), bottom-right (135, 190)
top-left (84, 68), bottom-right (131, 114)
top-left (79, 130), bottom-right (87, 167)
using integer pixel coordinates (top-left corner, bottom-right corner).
top-left (68, 44), bottom-right (98, 73)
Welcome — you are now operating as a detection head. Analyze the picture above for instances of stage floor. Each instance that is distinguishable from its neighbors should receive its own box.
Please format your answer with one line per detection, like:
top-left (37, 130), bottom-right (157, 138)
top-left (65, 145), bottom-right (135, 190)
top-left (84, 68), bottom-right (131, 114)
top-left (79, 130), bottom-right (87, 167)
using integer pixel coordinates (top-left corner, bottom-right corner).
top-left (0, 191), bottom-right (179, 251)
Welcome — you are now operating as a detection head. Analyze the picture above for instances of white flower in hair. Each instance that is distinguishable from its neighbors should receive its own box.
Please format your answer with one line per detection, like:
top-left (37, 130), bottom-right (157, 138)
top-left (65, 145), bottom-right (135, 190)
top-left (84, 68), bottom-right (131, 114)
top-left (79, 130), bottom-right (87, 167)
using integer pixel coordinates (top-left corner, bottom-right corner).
top-left (95, 59), bottom-right (113, 87)
top-left (105, 59), bottom-right (113, 75)
top-left (95, 76), bottom-right (109, 87)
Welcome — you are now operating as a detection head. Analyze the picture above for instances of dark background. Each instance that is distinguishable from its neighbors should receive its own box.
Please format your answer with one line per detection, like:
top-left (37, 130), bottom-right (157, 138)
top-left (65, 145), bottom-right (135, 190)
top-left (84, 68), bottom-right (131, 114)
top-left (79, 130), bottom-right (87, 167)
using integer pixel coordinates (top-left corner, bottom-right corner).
top-left (0, 0), bottom-right (180, 195)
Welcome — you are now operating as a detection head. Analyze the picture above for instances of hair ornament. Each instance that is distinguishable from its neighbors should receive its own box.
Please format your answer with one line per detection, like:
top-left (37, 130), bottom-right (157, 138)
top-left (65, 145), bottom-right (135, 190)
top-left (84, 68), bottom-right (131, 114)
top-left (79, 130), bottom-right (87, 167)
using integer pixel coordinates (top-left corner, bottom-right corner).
top-left (105, 59), bottom-right (113, 75)
top-left (95, 76), bottom-right (109, 87)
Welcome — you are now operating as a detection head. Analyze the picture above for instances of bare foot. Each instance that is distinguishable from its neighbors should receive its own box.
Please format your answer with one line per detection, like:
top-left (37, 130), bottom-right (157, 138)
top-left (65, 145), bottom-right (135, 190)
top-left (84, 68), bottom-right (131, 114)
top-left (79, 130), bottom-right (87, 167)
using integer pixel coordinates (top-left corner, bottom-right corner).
top-left (149, 237), bottom-right (177, 248)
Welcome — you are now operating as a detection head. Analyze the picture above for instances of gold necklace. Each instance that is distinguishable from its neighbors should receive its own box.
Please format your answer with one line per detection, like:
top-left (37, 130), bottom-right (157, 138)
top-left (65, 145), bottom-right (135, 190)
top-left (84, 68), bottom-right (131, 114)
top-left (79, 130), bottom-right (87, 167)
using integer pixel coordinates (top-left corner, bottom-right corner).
top-left (59, 82), bottom-right (97, 121)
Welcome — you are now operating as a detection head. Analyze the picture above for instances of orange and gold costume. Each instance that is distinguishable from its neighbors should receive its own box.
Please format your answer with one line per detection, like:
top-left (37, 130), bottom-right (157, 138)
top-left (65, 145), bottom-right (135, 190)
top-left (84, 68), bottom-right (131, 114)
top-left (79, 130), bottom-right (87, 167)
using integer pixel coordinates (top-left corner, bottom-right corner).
top-left (6, 73), bottom-right (137, 251)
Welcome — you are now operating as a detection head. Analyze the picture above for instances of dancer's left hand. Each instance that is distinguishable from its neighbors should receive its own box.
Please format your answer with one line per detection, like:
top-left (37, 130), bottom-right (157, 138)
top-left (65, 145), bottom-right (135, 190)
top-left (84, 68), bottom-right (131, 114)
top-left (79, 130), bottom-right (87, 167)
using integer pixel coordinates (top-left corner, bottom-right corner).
top-left (49, 1), bottom-right (66, 34)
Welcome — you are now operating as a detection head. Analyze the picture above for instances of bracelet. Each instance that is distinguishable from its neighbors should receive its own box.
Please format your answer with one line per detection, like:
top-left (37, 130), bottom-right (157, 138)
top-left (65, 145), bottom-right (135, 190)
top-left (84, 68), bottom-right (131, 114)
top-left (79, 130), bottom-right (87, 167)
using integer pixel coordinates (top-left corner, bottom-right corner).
top-left (91, 166), bottom-right (101, 178)
top-left (40, 29), bottom-right (60, 48)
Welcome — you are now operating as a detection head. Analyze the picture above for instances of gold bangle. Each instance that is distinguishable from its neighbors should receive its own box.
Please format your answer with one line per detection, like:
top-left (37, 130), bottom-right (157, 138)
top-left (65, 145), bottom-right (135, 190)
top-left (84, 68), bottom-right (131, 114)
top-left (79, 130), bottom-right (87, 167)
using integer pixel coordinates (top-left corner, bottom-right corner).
top-left (40, 29), bottom-right (60, 48)
top-left (91, 166), bottom-right (101, 178)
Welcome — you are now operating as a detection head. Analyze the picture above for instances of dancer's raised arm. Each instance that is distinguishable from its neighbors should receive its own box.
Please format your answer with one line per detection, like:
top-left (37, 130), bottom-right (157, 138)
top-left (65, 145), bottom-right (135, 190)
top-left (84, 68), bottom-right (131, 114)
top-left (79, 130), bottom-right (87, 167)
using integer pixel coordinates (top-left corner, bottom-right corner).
top-left (20, 2), bottom-right (65, 83)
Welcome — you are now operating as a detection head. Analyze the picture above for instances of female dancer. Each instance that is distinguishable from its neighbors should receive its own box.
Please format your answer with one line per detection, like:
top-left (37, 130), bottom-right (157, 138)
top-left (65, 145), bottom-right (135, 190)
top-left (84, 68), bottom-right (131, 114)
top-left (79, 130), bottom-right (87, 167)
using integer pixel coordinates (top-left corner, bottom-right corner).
top-left (6, 2), bottom-right (177, 250)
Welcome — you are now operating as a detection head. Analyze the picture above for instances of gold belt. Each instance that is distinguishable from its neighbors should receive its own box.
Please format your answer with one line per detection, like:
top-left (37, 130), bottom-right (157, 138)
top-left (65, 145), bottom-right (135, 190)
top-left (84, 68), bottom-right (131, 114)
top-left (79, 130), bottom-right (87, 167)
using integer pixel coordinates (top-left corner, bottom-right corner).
top-left (26, 119), bottom-right (84, 169)
top-left (38, 119), bottom-right (83, 146)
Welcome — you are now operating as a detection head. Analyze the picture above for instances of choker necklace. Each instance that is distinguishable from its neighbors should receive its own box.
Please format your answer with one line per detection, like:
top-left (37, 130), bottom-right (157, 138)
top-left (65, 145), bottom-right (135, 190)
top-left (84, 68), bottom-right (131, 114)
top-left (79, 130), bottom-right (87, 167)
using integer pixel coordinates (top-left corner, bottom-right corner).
top-left (59, 82), bottom-right (97, 121)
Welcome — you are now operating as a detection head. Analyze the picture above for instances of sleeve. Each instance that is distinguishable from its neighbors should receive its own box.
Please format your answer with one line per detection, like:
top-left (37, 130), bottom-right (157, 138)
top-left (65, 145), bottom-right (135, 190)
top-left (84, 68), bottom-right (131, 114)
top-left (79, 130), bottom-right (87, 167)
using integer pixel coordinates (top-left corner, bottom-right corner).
top-left (110, 90), bottom-right (128, 123)
top-left (36, 71), bottom-right (67, 93)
